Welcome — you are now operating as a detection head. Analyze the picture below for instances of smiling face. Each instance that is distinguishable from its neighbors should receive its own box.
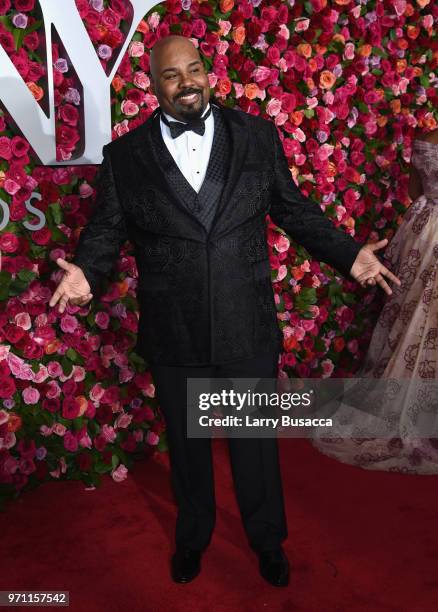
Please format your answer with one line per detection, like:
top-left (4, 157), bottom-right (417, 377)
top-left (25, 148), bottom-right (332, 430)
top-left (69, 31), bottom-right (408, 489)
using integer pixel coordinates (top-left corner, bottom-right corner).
top-left (150, 37), bottom-right (210, 122)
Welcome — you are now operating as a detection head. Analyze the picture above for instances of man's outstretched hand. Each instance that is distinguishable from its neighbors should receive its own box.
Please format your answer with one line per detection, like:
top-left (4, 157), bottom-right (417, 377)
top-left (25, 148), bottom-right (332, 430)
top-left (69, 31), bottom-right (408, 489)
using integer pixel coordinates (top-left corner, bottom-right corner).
top-left (350, 238), bottom-right (401, 295)
top-left (49, 258), bottom-right (93, 314)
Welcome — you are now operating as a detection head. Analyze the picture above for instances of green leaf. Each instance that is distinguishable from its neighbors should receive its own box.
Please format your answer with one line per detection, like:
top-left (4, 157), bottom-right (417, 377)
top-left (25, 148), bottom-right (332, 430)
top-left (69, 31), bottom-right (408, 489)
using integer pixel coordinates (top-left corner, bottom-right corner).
top-left (111, 454), bottom-right (120, 469)
top-left (61, 355), bottom-right (74, 376)
top-left (66, 347), bottom-right (78, 363)
top-left (48, 202), bottom-right (63, 225)
top-left (17, 269), bottom-right (37, 283)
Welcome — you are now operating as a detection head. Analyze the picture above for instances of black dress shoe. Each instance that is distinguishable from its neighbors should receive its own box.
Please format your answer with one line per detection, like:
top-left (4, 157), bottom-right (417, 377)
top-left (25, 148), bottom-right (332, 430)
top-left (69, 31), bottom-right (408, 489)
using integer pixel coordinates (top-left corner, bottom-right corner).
top-left (171, 547), bottom-right (202, 583)
top-left (258, 547), bottom-right (290, 587)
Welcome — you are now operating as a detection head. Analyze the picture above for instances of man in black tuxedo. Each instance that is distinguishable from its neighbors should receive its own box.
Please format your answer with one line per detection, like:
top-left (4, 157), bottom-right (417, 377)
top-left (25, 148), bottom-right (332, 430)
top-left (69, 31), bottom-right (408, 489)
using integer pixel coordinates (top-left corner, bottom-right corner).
top-left (49, 35), bottom-right (399, 587)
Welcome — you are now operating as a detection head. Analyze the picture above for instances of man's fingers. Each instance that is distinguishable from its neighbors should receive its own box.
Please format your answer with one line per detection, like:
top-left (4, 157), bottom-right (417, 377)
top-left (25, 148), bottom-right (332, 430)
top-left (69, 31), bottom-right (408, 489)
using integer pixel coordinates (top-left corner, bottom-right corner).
top-left (71, 294), bottom-right (93, 306)
top-left (381, 266), bottom-right (401, 286)
top-left (55, 257), bottom-right (73, 272)
top-left (367, 238), bottom-right (388, 252)
top-left (49, 286), bottom-right (65, 307)
top-left (58, 295), bottom-right (70, 314)
top-left (375, 274), bottom-right (392, 295)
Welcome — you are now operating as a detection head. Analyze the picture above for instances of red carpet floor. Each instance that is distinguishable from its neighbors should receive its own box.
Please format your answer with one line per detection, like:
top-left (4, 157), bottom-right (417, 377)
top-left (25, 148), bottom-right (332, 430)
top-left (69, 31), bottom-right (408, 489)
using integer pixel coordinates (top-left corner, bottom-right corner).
top-left (1, 438), bottom-right (437, 612)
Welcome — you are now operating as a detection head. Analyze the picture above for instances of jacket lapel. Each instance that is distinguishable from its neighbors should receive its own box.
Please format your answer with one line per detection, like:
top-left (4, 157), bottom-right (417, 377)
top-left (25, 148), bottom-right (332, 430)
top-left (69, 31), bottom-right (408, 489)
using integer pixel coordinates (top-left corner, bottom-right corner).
top-left (128, 101), bottom-right (249, 235)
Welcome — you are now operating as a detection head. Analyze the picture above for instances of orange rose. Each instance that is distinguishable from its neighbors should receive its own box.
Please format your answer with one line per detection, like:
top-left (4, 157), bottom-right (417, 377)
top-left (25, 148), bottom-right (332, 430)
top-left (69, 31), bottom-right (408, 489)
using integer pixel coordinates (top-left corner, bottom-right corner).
top-left (45, 339), bottom-right (62, 354)
top-left (289, 111), bottom-right (303, 126)
top-left (136, 19), bottom-right (149, 34)
top-left (220, 0), bottom-right (234, 12)
top-left (0, 170), bottom-right (5, 188)
top-left (297, 43), bottom-right (312, 58)
top-left (327, 162), bottom-right (337, 178)
top-left (398, 38), bottom-right (408, 49)
top-left (334, 0), bottom-right (350, 4)
top-left (407, 25), bottom-right (420, 39)
top-left (217, 78), bottom-right (232, 96)
top-left (377, 115), bottom-right (388, 127)
top-left (333, 337), bottom-right (345, 352)
top-left (396, 59), bottom-right (407, 73)
top-left (118, 278), bottom-right (129, 297)
top-left (27, 82), bottom-right (44, 101)
top-left (421, 115), bottom-right (438, 131)
top-left (390, 100), bottom-right (401, 114)
top-left (232, 25), bottom-right (245, 45)
top-left (332, 34), bottom-right (345, 44)
top-left (284, 336), bottom-right (299, 352)
top-left (7, 413), bottom-right (22, 433)
top-left (244, 83), bottom-right (258, 100)
top-left (112, 75), bottom-right (125, 93)
top-left (308, 58), bottom-right (318, 73)
top-left (319, 70), bottom-right (336, 90)
top-left (415, 0), bottom-right (429, 9)
top-left (76, 396), bottom-right (89, 417)
top-left (292, 266), bottom-right (305, 281)
top-left (358, 44), bottom-right (372, 57)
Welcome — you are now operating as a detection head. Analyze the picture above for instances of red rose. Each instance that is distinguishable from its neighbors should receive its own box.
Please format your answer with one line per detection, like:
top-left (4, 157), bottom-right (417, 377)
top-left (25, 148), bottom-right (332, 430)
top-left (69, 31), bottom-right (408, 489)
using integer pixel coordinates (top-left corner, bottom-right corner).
top-left (62, 397), bottom-right (81, 419)
top-left (31, 227), bottom-right (51, 246)
top-left (59, 104), bottom-right (79, 126)
top-left (0, 233), bottom-right (19, 253)
top-left (101, 8), bottom-right (120, 30)
top-left (42, 398), bottom-right (60, 413)
top-left (0, 29), bottom-right (13, 52)
top-left (11, 136), bottom-right (30, 158)
top-left (0, 0), bottom-right (11, 15)
top-left (4, 324), bottom-right (26, 343)
top-left (23, 31), bottom-right (39, 51)
top-left (15, 0), bottom-right (35, 11)
top-left (0, 137), bottom-right (12, 160)
top-left (0, 377), bottom-right (16, 399)
top-left (76, 452), bottom-right (92, 471)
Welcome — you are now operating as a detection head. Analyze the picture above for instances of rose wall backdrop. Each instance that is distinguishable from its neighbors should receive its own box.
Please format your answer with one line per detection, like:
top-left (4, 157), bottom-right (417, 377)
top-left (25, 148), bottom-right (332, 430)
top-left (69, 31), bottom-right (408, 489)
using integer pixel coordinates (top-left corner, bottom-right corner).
top-left (0, 0), bottom-right (436, 508)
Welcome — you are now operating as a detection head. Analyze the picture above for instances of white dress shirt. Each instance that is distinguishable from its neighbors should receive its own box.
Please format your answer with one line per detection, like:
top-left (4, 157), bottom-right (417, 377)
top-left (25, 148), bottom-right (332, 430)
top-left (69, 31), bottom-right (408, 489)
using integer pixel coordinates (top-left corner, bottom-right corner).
top-left (159, 102), bottom-right (214, 193)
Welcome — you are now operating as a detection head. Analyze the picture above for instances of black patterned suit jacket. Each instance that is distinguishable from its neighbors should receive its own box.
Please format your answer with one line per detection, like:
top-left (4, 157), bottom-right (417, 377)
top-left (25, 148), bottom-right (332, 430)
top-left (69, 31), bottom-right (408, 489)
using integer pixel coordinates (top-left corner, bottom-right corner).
top-left (72, 101), bottom-right (362, 366)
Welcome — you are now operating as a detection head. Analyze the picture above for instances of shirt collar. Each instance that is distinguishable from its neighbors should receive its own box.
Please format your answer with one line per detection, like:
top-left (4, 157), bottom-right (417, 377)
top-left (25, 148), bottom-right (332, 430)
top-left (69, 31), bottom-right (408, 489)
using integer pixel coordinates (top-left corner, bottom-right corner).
top-left (161, 102), bottom-right (212, 125)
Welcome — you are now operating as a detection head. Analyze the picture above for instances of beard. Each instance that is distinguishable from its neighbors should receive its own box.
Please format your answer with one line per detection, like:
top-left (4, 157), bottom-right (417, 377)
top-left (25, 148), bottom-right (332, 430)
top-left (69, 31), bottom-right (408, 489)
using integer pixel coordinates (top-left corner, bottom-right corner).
top-left (173, 90), bottom-right (206, 121)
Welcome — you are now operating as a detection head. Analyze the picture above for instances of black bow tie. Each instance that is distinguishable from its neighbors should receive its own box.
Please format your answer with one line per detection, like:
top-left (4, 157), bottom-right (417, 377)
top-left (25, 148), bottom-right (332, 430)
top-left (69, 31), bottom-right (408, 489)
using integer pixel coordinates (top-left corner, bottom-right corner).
top-left (160, 105), bottom-right (212, 139)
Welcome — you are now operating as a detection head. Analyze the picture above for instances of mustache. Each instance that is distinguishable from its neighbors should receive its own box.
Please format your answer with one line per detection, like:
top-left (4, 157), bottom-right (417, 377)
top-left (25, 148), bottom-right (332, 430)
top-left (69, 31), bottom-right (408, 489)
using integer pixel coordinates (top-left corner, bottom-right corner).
top-left (175, 89), bottom-right (202, 101)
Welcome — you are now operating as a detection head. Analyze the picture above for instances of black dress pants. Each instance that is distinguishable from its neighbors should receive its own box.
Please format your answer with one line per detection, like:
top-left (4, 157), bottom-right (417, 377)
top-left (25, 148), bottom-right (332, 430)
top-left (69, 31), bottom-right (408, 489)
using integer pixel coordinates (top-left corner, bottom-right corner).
top-left (150, 351), bottom-right (288, 553)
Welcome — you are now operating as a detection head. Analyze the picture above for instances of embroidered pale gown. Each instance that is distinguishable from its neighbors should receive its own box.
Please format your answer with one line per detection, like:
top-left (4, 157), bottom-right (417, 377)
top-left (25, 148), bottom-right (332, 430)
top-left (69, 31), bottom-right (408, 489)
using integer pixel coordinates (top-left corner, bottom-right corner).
top-left (312, 139), bottom-right (438, 474)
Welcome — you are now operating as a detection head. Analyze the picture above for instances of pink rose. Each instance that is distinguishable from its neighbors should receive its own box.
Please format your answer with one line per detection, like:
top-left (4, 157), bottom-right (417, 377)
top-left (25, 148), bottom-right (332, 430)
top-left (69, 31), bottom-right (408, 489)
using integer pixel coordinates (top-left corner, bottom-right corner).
top-left (47, 361), bottom-right (63, 378)
top-left (79, 182), bottom-right (93, 198)
top-left (129, 41), bottom-right (144, 57)
top-left (46, 380), bottom-right (61, 399)
top-left (4, 179), bottom-right (20, 195)
top-left (23, 386), bottom-right (40, 404)
top-left (95, 311), bottom-right (110, 330)
top-left (115, 412), bottom-right (133, 429)
top-left (63, 431), bottom-right (79, 452)
top-left (60, 314), bottom-right (78, 333)
top-left (146, 431), bottom-right (160, 446)
top-left (133, 71), bottom-right (150, 90)
top-left (90, 383), bottom-right (105, 402)
top-left (121, 100), bottom-right (139, 116)
top-left (321, 359), bottom-right (334, 378)
top-left (112, 464), bottom-right (128, 482)
top-left (15, 312), bottom-right (31, 330)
